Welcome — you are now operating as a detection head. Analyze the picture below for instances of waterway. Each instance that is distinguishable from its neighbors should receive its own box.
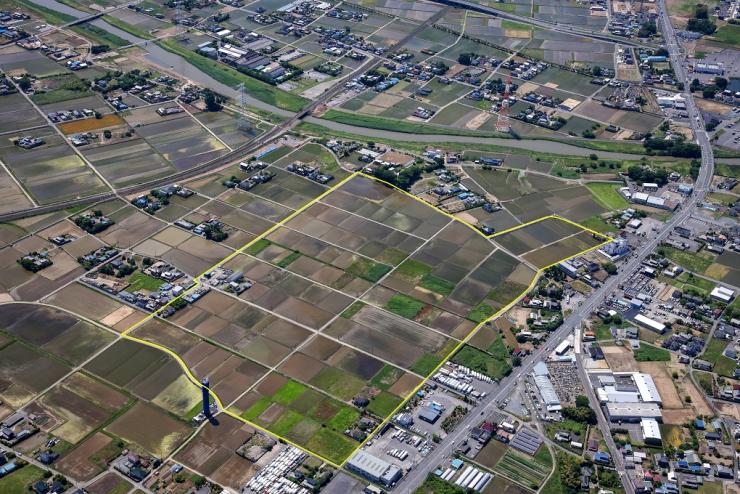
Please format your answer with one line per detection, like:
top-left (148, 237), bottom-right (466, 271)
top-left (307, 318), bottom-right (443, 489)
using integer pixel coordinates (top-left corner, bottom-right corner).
top-left (32, 0), bottom-right (648, 159)
top-left (304, 117), bottom-right (645, 159)
top-left (32, 0), bottom-right (294, 114)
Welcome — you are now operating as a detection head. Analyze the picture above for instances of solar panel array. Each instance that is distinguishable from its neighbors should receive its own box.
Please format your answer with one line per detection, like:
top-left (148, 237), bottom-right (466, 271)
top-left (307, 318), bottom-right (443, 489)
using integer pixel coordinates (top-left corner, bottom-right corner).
top-left (510, 427), bottom-right (543, 455)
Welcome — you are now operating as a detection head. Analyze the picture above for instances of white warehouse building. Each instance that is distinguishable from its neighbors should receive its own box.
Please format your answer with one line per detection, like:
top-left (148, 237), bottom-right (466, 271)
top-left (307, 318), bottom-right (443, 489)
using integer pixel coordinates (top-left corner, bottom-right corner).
top-left (641, 418), bottom-right (662, 445)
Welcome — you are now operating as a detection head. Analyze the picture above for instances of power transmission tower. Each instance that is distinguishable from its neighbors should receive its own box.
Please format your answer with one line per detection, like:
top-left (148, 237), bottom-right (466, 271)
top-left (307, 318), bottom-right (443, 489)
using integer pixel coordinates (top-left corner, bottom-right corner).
top-left (236, 83), bottom-right (254, 135)
top-left (496, 74), bottom-right (512, 133)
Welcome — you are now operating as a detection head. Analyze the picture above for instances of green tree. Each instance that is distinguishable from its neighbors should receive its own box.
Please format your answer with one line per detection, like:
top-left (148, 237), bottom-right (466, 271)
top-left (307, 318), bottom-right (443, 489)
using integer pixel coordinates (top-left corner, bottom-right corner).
top-left (203, 89), bottom-right (222, 111)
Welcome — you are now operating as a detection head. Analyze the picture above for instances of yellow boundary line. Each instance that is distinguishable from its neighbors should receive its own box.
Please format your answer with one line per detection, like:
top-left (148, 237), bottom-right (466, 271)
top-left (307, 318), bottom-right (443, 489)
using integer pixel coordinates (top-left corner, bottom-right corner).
top-left (114, 171), bottom-right (612, 469)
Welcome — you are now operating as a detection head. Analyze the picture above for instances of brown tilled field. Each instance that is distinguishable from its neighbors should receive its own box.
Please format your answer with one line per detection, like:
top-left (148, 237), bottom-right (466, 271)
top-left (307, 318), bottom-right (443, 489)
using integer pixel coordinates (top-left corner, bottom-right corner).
top-left (55, 432), bottom-right (113, 481)
top-left (58, 115), bottom-right (125, 135)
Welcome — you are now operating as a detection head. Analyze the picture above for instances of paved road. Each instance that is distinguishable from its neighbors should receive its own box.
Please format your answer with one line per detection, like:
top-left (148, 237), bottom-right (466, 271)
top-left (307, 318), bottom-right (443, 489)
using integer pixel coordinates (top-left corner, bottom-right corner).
top-left (400, 3), bottom-right (715, 489)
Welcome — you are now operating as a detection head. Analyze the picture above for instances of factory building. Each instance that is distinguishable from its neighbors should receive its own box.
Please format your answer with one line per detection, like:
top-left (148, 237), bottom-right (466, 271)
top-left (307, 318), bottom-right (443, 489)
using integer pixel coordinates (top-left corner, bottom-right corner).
top-left (632, 373), bottom-right (661, 405)
top-left (633, 314), bottom-right (666, 334)
top-left (641, 418), bottom-right (662, 445)
top-left (594, 371), bottom-right (663, 423)
top-left (346, 451), bottom-right (402, 486)
top-left (595, 373), bottom-right (661, 406)
top-left (693, 62), bottom-right (724, 75)
top-left (710, 286), bottom-right (735, 304)
top-left (605, 402), bottom-right (662, 422)
top-left (532, 362), bottom-right (561, 411)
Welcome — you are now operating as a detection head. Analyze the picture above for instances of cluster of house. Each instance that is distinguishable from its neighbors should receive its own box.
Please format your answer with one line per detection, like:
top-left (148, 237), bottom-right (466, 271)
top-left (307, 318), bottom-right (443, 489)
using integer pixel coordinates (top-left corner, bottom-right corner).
top-left (313, 25), bottom-right (379, 59)
top-left (608, 10), bottom-right (654, 38)
top-left (70, 132), bottom-right (97, 147)
top-left (73, 211), bottom-right (114, 234)
top-left (0, 74), bottom-right (16, 95)
top-left (29, 477), bottom-right (68, 494)
top-left (0, 11), bottom-right (28, 42)
top-left (47, 108), bottom-right (96, 123)
top-left (314, 61), bottom-right (343, 76)
top-left (14, 136), bottom-right (44, 149)
top-left (77, 246), bottom-right (118, 270)
top-left (131, 184), bottom-right (193, 215)
top-left (521, 91), bottom-right (562, 108)
top-left (624, 441), bottom-right (734, 494)
top-left (203, 268), bottom-right (252, 295)
top-left (603, 85), bottom-right (642, 112)
top-left (234, 170), bottom-right (275, 192)
top-left (286, 161), bottom-right (333, 184)
top-left (662, 331), bottom-right (705, 359)
top-left (513, 106), bottom-right (566, 130)
top-left (0, 412), bottom-right (37, 447)
top-left (17, 251), bottom-right (53, 273)
top-left (502, 59), bottom-right (548, 81)
top-left (113, 451), bottom-right (159, 482)
top-left (325, 6), bottom-right (365, 22)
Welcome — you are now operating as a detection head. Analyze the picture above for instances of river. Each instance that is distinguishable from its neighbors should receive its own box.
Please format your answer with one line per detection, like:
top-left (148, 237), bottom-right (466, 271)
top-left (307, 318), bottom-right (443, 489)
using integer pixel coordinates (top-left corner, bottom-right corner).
top-left (304, 117), bottom-right (646, 159)
top-left (31, 0), bottom-right (295, 115)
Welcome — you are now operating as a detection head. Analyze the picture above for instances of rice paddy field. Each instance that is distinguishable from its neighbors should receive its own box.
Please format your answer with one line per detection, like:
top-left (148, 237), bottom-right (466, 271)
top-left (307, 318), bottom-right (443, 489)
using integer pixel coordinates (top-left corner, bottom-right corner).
top-left (127, 110), bottom-right (228, 170)
top-left (0, 339), bottom-right (71, 408)
top-left (174, 414), bottom-right (261, 491)
top-left (0, 126), bottom-right (109, 204)
top-left (230, 373), bottom-right (360, 464)
top-left (0, 48), bottom-right (70, 78)
top-left (495, 217), bottom-right (606, 268)
top-left (0, 92), bottom-right (47, 133)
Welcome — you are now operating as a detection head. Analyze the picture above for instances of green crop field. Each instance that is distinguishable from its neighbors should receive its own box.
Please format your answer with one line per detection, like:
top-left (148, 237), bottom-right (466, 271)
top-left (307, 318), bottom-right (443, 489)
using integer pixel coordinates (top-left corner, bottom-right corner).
top-left (452, 343), bottom-right (511, 380)
top-left (126, 271), bottom-right (164, 292)
top-left (712, 24), bottom-right (740, 47)
top-left (0, 464), bottom-right (46, 494)
top-left (633, 344), bottom-right (670, 362)
top-left (586, 182), bottom-right (629, 210)
top-left (661, 246), bottom-right (715, 274)
top-left (385, 294), bottom-right (426, 319)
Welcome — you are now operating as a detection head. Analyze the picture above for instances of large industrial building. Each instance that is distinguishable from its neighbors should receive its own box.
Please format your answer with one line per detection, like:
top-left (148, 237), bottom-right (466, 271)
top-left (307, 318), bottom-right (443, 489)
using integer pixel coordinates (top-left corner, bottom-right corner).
top-left (346, 451), bottom-right (402, 486)
top-left (605, 402), bottom-right (662, 422)
top-left (533, 362), bottom-right (561, 411)
top-left (595, 373), bottom-right (662, 406)
top-left (593, 372), bottom-right (664, 427)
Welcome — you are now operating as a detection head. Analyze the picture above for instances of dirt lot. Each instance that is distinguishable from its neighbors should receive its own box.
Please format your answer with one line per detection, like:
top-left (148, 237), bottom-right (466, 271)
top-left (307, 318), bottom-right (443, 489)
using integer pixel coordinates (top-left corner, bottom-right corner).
top-left (86, 472), bottom-right (133, 494)
top-left (602, 345), bottom-right (638, 372)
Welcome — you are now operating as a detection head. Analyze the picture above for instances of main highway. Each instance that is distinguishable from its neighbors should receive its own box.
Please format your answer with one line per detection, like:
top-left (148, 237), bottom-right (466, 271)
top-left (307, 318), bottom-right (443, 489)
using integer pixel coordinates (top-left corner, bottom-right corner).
top-left (400, 2), bottom-right (714, 489)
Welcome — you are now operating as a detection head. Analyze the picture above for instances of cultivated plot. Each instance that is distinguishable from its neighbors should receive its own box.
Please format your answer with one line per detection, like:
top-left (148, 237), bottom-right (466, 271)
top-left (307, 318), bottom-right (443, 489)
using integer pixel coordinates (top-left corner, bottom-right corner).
top-left (58, 172), bottom-right (610, 467)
